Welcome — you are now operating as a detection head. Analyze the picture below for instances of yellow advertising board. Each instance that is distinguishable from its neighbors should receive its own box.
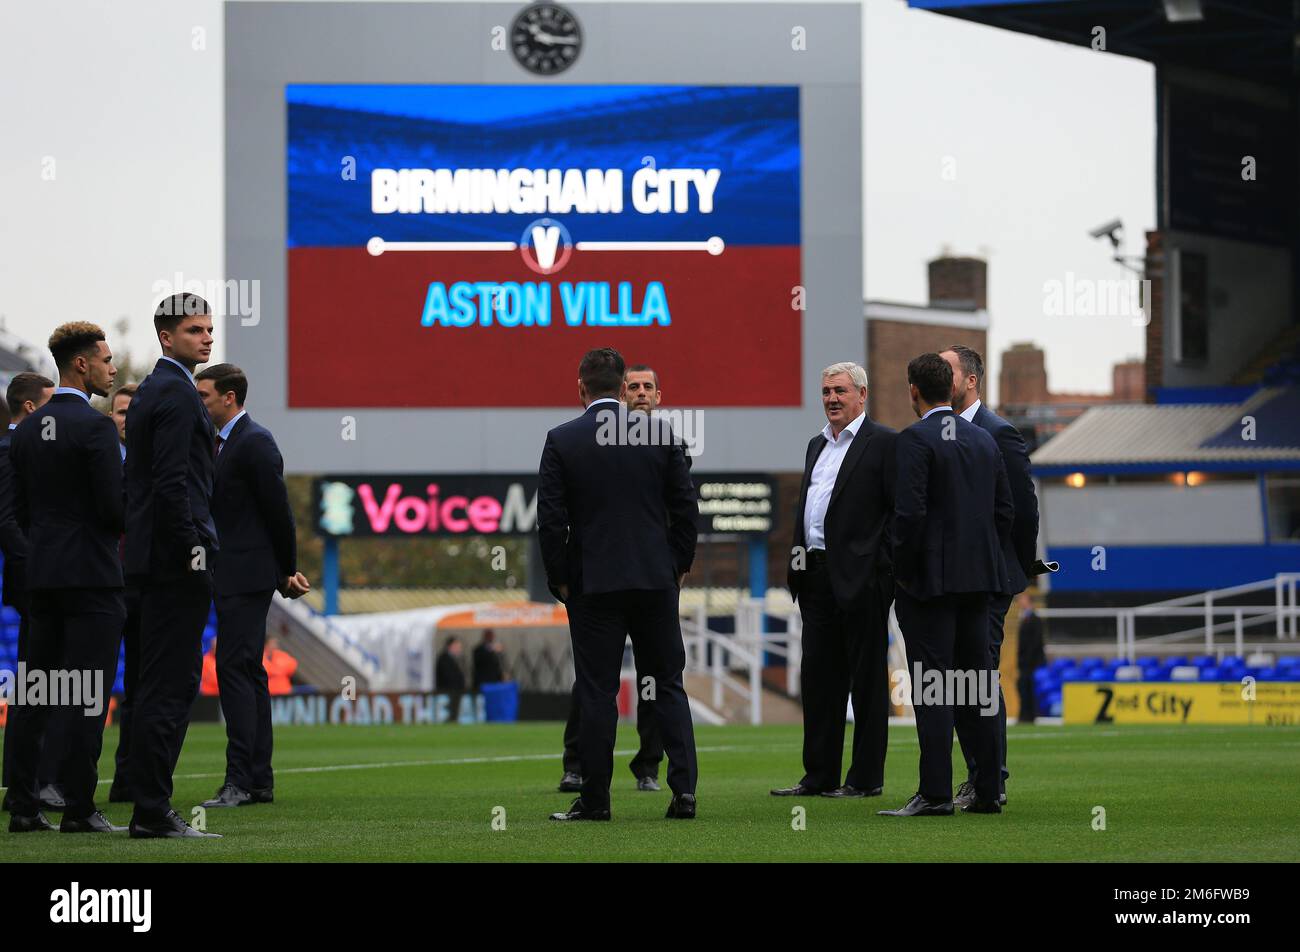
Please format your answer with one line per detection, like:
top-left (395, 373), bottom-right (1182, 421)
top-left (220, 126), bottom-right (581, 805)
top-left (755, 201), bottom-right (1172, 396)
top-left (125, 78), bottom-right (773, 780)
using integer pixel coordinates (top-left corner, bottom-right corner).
top-left (1063, 681), bottom-right (1300, 726)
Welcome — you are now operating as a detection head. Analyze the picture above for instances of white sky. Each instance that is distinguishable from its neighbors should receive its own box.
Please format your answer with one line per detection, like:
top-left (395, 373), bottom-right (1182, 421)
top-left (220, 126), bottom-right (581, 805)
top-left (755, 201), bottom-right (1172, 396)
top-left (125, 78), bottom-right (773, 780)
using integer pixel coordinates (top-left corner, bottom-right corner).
top-left (0, 0), bottom-right (1154, 400)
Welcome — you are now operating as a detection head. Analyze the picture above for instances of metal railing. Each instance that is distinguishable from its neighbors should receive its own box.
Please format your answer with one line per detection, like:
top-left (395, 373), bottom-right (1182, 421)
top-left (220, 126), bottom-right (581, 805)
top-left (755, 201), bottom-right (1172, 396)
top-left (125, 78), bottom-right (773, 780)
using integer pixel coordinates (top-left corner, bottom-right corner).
top-left (679, 598), bottom-right (805, 726)
top-left (1037, 573), bottom-right (1300, 662)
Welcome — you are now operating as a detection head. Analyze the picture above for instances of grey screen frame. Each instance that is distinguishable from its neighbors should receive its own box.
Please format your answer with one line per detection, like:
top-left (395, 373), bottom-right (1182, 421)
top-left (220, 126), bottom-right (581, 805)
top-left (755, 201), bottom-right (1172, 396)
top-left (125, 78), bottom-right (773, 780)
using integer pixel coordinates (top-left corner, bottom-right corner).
top-left (225, 1), bottom-right (861, 474)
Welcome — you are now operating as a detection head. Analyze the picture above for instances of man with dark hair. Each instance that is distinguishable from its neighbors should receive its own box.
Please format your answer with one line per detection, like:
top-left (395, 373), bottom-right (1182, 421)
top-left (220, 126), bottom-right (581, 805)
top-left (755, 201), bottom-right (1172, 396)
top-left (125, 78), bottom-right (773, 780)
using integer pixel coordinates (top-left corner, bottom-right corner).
top-left (539, 347), bottom-right (699, 821)
top-left (124, 293), bottom-right (221, 838)
top-left (0, 372), bottom-right (55, 815)
top-left (558, 362), bottom-right (671, 794)
top-left (195, 363), bottom-right (306, 809)
top-left (106, 382), bottom-right (142, 804)
top-left (940, 344), bottom-right (1040, 808)
top-left (7, 324), bottom-right (125, 833)
top-left (879, 353), bottom-right (1012, 818)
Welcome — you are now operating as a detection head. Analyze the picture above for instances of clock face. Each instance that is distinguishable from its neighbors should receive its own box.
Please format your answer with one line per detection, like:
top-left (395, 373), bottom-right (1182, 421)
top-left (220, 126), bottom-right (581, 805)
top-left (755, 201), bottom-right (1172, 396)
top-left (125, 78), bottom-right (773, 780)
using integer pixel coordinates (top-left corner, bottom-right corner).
top-left (510, 3), bottom-right (582, 75)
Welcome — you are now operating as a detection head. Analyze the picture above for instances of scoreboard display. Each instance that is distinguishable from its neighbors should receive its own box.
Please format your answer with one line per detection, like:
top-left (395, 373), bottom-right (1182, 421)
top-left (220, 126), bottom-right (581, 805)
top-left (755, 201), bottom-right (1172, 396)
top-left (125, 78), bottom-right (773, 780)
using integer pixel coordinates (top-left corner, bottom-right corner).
top-left (286, 84), bottom-right (802, 408)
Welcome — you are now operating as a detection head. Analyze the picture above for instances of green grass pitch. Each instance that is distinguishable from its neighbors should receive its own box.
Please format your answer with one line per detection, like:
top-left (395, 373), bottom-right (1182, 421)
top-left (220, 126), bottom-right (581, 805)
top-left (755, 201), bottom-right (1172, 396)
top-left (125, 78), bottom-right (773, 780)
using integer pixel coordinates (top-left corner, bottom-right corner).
top-left (7, 722), bottom-right (1298, 862)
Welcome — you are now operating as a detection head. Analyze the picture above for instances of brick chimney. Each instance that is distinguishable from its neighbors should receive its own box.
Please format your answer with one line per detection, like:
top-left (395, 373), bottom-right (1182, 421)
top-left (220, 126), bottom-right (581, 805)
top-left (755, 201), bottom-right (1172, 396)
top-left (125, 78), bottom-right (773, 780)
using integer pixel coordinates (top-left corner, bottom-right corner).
top-left (928, 255), bottom-right (987, 310)
top-left (999, 342), bottom-right (1049, 407)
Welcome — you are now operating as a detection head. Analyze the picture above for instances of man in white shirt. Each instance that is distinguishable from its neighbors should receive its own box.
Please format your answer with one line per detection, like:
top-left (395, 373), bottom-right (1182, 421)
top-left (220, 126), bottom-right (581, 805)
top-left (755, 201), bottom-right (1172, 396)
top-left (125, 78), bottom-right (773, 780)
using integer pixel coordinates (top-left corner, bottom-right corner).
top-left (773, 362), bottom-right (898, 798)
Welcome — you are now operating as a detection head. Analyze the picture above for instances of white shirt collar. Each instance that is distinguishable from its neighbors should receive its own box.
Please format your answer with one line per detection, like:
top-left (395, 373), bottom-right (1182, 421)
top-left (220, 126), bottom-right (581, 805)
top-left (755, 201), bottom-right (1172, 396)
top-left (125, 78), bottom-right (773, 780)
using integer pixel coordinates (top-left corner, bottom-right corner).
top-left (921, 404), bottom-right (954, 420)
top-left (7, 423), bottom-right (15, 430)
top-left (218, 408), bottom-right (247, 442)
top-left (960, 398), bottom-right (982, 422)
top-left (588, 397), bottom-right (621, 409)
top-left (53, 386), bottom-right (91, 403)
top-left (820, 409), bottom-right (866, 444)
top-left (159, 355), bottom-right (194, 380)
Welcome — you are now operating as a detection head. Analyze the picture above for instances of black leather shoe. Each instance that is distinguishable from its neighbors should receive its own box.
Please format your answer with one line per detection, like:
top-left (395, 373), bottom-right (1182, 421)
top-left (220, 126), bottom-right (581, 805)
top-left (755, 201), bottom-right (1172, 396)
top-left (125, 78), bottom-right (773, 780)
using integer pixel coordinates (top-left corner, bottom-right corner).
top-left (201, 783), bottom-right (253, 808)
top-left (770, 782), bottom-right (825, 797)
top-left (1, 792), bottom-right (12, 812)
top-left (61, 811), bottom-right (127, 833)
top-left (557, 771), bottom-right (584, 793)
top-left (549, 798), bottom-right (610, 821)
top-left (822, 784), bottom-right (883, 798)
top-left (107, 784), bottom-right (132, 804)
top-left (636, 776), bottom-right (661, 792)
top-left (953, 780), bottom-right (977, 808)
top-left (129, 810), bottom-right (222, 839)
top-left (248, 786), bottom-right (274, 804)
top-left (8, 811), bottom-right (55, 833)
top-left (962, 798), bottom-right (1003, 814)
top-left (39, 784), bottom-right (66, 812)
top-left (877, 793), bottom-right (954, 817)
top-left (665, 794), bottom-right (696, 819)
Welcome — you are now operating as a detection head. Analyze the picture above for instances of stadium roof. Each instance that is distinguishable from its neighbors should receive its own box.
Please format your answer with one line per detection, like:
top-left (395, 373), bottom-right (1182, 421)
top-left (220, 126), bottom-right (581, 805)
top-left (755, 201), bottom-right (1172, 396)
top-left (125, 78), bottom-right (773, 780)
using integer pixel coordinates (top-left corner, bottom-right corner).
top-left (1031, 387), bottom-right (1300, 474)
top-left (909, 0), bottom-right (1298, 85)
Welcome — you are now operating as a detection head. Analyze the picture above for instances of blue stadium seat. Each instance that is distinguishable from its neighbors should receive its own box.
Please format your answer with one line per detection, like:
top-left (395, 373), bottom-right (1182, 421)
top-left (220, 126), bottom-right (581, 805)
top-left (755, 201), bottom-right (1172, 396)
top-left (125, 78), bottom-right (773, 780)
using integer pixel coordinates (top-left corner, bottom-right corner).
top-left (1079, 656), bottom-right (1105, 670)
top-left (1049, 658), bottom-right (1073, 672)
top-left (1087, 668), bottom-right (1110, 681)
top-left (1200, 666), bottom-right (1221, 680)
top-left (1166, 656), bottom-right (1188, 667)
top-left (1192, 656), bottom-right (1217, 668)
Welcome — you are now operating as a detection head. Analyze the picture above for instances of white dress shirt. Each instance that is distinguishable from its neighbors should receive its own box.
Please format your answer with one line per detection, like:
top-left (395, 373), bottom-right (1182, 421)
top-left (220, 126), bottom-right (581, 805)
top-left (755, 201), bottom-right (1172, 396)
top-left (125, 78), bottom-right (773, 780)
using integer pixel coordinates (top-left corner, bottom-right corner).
top-left (921, 404), bottom-right (954, 420)
top-left (802, 410), bottom-right (866, 550)
top-left (960, 398), bottom-right (982, 422)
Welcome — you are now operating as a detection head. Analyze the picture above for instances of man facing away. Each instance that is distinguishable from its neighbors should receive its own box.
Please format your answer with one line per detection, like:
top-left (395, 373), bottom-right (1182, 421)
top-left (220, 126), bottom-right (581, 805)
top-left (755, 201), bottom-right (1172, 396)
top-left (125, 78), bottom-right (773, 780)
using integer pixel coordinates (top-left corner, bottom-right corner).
top-left (0, 371), bottom-right (55, 815)
top-left (939, 345), bottom-right (1040, 808)
top-left (558, 363), bottom-right (670, 794)
top-left (8, 323), bottom-right (125, 833)
top-left (195, 363), bottom-right (308, 809)
top-left (124, 293), bottom-right (221, 839)
top-left (879, 353), bottom-right (1012, 818)
top-left (773, 362), bottom-right (897, 799)
top-left (538, 348), bottom-right (699, 821)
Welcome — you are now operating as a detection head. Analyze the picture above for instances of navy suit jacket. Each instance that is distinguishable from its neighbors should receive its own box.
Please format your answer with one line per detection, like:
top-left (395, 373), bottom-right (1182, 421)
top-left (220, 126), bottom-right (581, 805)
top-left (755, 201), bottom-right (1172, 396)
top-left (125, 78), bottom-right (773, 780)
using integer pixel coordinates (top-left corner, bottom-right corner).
top-left (211, 413), bottom-right (296, 596)
top-left (124, 359), bottom-right (217, 580)
top-left (893, 409), bottom-right (1013, 601)
top-left (537, 401), bottom-right (698, 598)
top-left (0, 429), bottom-right (29, 606)
top-left (787, 415), bottom-right (898, 608)
top-left (10, 393), bottom-right (124, 591)
top-left (970, 402), bottom-right (1040, 594)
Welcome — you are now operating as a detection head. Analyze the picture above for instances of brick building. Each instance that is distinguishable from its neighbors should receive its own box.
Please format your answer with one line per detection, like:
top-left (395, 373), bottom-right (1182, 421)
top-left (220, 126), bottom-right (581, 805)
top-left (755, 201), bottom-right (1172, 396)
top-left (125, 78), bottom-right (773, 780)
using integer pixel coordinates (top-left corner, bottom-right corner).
top-left (865, 255), bottom-right (990, 431)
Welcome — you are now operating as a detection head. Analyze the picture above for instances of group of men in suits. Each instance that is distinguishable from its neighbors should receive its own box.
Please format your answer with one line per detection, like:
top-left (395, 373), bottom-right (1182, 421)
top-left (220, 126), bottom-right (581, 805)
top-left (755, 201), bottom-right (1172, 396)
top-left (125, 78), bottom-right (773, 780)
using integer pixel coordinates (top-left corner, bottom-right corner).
top-left (2, 293), bottom-right (307, 838)
top-left (776, 349), bottom-right (1039, 817)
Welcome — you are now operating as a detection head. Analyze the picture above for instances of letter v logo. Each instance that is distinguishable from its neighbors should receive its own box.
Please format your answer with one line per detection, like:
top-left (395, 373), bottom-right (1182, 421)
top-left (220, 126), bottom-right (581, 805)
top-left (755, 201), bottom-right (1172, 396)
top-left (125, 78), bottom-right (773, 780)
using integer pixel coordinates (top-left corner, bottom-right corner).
top-left (531, 225), bottom-right (560, 271)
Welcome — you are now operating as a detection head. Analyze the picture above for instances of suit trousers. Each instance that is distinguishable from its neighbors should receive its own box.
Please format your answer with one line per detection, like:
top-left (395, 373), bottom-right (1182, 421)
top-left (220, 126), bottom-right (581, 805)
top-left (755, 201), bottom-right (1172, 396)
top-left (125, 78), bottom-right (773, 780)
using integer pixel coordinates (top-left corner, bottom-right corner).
top-left (796, 563), bottom-right (892, 791)
top-left (110, 584), bottom-right (142, 793)
top-left (215, 589), bottom-right (276, 791)
top-left (8, 588), bottom-right (125, 819)
top-left (956, 591), bottom-right (1013, 790)
top-left (894, 588), bottom-right (1000, 804)
top-left (567, 588), bottom-right (697, 811)
top-left (130, 570), bottom-right (213, 821)
top-left (563, 671), bottom-right (664, 780)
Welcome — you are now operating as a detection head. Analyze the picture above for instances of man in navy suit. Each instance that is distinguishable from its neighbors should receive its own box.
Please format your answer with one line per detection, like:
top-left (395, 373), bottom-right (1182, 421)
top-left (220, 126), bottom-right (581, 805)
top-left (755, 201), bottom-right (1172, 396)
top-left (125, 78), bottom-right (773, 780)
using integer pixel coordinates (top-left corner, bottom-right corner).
top-left (124, 293), bottom-right (221, 839)
top-left (7, 324), bottom-right (125, 833)
top-left (538, 348), bottom-right (699, 821)
top-left (879, 353), bottom-right (1012, 818)
top-left (106, 383), bottom-right (142, 805)
top-left (194, 363), bottom-right (307, 809)
top-left (941, 345), bottom-right (1040, 808)
top-left (0, 371), bottom-right (54, 815)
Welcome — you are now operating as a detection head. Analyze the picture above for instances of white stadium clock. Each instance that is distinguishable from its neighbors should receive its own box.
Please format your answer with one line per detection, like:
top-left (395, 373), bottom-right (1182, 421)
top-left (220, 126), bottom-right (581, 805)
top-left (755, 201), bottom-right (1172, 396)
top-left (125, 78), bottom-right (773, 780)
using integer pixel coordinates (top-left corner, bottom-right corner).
top-left (510, 2), bottom-right (582, 75)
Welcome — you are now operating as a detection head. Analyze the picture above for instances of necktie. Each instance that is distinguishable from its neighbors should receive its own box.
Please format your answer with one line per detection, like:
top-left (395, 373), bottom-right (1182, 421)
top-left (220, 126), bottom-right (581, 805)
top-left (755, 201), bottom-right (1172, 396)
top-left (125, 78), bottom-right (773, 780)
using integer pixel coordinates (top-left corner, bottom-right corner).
top-left (215, 434), bottom-right (224, 456)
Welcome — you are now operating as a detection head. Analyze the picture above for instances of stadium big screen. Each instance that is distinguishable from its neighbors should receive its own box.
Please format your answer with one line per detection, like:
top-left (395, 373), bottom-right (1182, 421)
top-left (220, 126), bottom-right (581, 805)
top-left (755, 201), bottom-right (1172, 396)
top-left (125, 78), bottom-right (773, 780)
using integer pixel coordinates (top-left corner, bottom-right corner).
top-left (286, 84), bottom-right (802, 409)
